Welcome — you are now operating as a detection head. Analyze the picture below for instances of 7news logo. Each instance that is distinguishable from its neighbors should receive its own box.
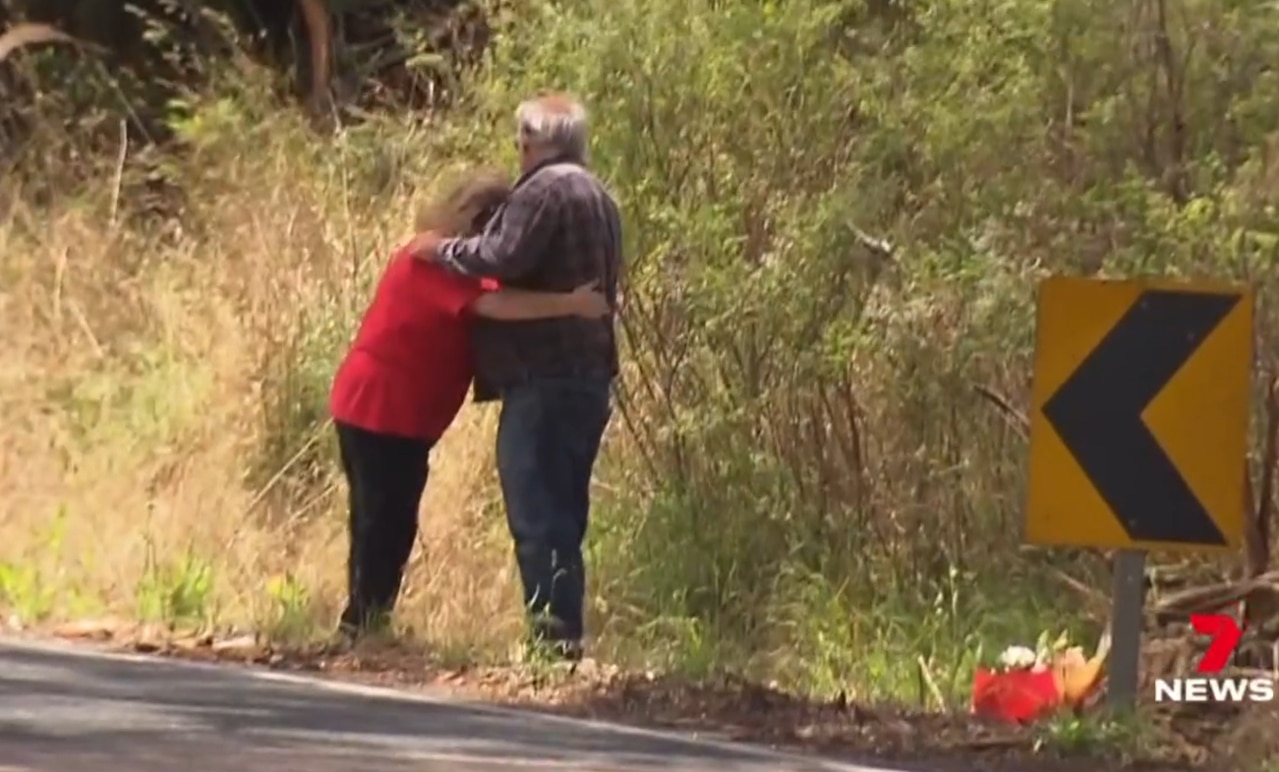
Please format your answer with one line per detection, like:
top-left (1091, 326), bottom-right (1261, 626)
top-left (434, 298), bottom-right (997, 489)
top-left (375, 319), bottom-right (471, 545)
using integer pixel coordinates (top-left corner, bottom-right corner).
top-left (1154, 613), bottom-right (1274, 703)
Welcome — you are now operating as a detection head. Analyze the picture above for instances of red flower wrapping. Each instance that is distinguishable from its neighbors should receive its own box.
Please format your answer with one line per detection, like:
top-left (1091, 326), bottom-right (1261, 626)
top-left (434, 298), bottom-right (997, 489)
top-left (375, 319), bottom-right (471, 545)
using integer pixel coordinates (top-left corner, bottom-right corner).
top-left (971, 667), bottom-right (1061, 724)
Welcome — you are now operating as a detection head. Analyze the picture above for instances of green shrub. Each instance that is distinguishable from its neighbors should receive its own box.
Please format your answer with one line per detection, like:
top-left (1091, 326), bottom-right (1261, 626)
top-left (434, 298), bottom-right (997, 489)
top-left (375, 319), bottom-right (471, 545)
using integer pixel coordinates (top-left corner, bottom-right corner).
top-left (446, 0), bottom-right (1279, 694)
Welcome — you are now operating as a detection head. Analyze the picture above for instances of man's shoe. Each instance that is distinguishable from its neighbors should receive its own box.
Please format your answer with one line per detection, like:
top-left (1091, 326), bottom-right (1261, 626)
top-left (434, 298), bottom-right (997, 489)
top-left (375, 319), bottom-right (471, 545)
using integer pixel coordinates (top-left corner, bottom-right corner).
top-left (336, 607), bottom-right (393, 641)
top-left (554, 639), bottom-right (584, 663)
top-left (315, 625), bottom-right (357, 655)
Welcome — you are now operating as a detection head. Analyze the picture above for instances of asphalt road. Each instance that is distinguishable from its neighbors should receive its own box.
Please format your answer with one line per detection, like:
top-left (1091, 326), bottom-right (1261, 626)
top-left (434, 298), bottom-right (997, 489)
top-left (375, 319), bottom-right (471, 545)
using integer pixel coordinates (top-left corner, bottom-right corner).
top-left (0, 639), bottom-right (917, 772)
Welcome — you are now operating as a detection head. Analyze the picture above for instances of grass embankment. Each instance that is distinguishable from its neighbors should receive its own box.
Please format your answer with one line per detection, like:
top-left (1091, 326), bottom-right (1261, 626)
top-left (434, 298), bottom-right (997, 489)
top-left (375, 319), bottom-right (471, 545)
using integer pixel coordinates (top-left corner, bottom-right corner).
top-left (4, 1), bottom-right (1279, 768)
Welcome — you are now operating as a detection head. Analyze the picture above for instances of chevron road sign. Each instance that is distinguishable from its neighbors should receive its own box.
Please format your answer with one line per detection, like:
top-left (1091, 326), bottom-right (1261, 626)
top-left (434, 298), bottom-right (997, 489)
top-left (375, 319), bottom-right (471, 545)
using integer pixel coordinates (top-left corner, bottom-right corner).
top-left (1026, 277), bottom-right (1252, 551)
top-left (1024, 276), bottom-right (1253, 710)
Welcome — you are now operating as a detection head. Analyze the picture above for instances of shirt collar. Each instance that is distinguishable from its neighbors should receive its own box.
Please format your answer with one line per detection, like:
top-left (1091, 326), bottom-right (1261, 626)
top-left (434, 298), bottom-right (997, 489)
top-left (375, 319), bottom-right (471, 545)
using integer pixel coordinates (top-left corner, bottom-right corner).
top-left (513, 153), bottom-right (583, 189)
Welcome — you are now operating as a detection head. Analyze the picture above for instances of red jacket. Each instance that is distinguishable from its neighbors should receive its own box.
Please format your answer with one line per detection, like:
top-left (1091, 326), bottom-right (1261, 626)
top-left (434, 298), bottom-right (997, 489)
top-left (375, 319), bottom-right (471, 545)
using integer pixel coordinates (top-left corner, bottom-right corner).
top-left (329, 245), bottom-right (489, 440)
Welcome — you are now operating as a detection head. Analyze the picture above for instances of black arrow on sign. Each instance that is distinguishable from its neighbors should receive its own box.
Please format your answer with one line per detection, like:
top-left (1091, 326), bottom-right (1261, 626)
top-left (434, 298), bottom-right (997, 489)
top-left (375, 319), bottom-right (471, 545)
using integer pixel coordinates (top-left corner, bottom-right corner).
top-left (1042, 289), bottom-right (1241, 545)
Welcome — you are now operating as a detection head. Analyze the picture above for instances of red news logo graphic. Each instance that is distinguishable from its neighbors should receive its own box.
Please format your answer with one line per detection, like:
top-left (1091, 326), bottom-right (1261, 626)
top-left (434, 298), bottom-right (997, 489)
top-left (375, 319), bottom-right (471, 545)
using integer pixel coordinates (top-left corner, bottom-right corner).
top-left (1192, 613), bottom-right (1244, 674)
top-left (1154, 614), bottom-right (1274, 703)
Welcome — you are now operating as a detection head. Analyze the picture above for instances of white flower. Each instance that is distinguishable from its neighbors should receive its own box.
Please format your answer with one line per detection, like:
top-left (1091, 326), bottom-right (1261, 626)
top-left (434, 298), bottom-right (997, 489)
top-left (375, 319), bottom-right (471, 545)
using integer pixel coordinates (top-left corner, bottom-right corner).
top-left (998, 645), bottom-right (1038, 670)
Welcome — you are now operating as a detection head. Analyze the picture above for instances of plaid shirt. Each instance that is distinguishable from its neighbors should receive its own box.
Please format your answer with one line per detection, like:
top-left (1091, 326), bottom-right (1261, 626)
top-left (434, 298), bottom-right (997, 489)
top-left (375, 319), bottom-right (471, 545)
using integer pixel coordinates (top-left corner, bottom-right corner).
top-left (434, 158), bottom-right (623, 400)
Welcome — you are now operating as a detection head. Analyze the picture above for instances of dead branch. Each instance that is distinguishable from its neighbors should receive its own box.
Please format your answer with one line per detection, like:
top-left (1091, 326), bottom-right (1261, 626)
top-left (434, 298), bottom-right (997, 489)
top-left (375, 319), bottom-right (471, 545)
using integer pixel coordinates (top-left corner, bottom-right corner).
top-left (1242, 373), bottom-right (1279, 630)
top-left (1153, 569), bottom-right (1279, 619)
top-left (1045, 565), bottom-right (1110, 619)
top-left (1246, 374), bottom-right (1278, 579)
top-left (970, 382), bottom-right (1029, 439)
top-left (296, 0), bottom-right (333, 114)
top-left (0, 22), bottom-right (104, 62)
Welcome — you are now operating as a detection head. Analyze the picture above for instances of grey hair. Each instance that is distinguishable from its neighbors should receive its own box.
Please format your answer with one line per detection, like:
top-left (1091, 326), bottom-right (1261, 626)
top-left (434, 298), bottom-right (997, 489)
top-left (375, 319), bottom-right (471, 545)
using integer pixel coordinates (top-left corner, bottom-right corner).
top-left (516, 94), bottom-right (589, 161)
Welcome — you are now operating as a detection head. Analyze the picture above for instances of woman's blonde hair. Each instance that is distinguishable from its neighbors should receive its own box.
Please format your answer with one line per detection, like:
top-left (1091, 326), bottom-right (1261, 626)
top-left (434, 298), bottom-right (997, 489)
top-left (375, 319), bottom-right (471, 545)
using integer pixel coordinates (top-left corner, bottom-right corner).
top-left (414, 168), bottom-right (512, 236)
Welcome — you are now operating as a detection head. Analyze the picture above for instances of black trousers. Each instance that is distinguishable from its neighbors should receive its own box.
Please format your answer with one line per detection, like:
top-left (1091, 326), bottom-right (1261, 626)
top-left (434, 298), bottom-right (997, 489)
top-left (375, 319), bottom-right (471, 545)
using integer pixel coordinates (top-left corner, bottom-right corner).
top-left (335, 421), bottom-right (433, 634)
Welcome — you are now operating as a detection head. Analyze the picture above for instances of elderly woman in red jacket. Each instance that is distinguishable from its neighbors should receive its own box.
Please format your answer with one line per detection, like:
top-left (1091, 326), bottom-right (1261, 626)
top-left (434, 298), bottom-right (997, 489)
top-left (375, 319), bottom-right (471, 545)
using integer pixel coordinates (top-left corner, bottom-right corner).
top-left (328, 169), bottom-right (609, 641)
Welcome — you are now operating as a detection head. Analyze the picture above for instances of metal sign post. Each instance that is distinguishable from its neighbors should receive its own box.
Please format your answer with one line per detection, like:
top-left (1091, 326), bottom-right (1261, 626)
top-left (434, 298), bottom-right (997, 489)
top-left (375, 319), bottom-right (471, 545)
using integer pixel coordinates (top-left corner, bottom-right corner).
top-left (1108, 549), bottom-right (1147, 710)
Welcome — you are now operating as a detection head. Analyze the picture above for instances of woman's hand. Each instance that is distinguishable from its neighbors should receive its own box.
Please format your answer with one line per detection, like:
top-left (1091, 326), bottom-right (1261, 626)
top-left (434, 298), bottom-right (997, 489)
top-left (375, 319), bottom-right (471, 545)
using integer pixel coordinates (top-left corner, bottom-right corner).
top-left (567, 281), bottom-right (612, 318)
top-left (406, 230), bottom-right (445, 261)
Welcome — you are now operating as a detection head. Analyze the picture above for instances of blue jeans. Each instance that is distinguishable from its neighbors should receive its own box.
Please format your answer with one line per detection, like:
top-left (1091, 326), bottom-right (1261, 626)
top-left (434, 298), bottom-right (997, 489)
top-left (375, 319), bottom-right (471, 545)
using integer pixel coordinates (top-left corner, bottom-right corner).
top-left (496, 375), bottom-right (612, 643)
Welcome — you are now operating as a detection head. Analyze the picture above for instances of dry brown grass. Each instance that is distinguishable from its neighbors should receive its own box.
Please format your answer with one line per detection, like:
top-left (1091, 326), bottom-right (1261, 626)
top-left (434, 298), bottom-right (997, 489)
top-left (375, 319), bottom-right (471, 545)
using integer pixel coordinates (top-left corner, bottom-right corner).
top-left (0, 102), bottom-right (526, 655)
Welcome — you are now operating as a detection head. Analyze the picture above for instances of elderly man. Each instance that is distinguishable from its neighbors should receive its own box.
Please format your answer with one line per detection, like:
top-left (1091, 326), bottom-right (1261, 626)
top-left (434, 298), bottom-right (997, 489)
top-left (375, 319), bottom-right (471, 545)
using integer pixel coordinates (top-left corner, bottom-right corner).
top-left (410, 93), bottom-right (622, 660)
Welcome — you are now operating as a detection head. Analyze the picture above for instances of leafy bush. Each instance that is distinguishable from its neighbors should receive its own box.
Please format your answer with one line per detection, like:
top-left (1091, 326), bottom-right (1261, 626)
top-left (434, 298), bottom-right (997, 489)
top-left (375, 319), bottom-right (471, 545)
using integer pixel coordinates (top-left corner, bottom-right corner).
top-left (444, 0), bottom-right (1279, 692)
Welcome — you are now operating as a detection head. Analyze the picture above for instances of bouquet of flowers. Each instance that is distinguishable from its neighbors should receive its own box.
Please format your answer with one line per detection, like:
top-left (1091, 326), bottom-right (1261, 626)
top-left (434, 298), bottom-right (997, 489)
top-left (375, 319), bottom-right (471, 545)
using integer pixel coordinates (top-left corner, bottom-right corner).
top-left (971, 627), bottom-right (1111, 724)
